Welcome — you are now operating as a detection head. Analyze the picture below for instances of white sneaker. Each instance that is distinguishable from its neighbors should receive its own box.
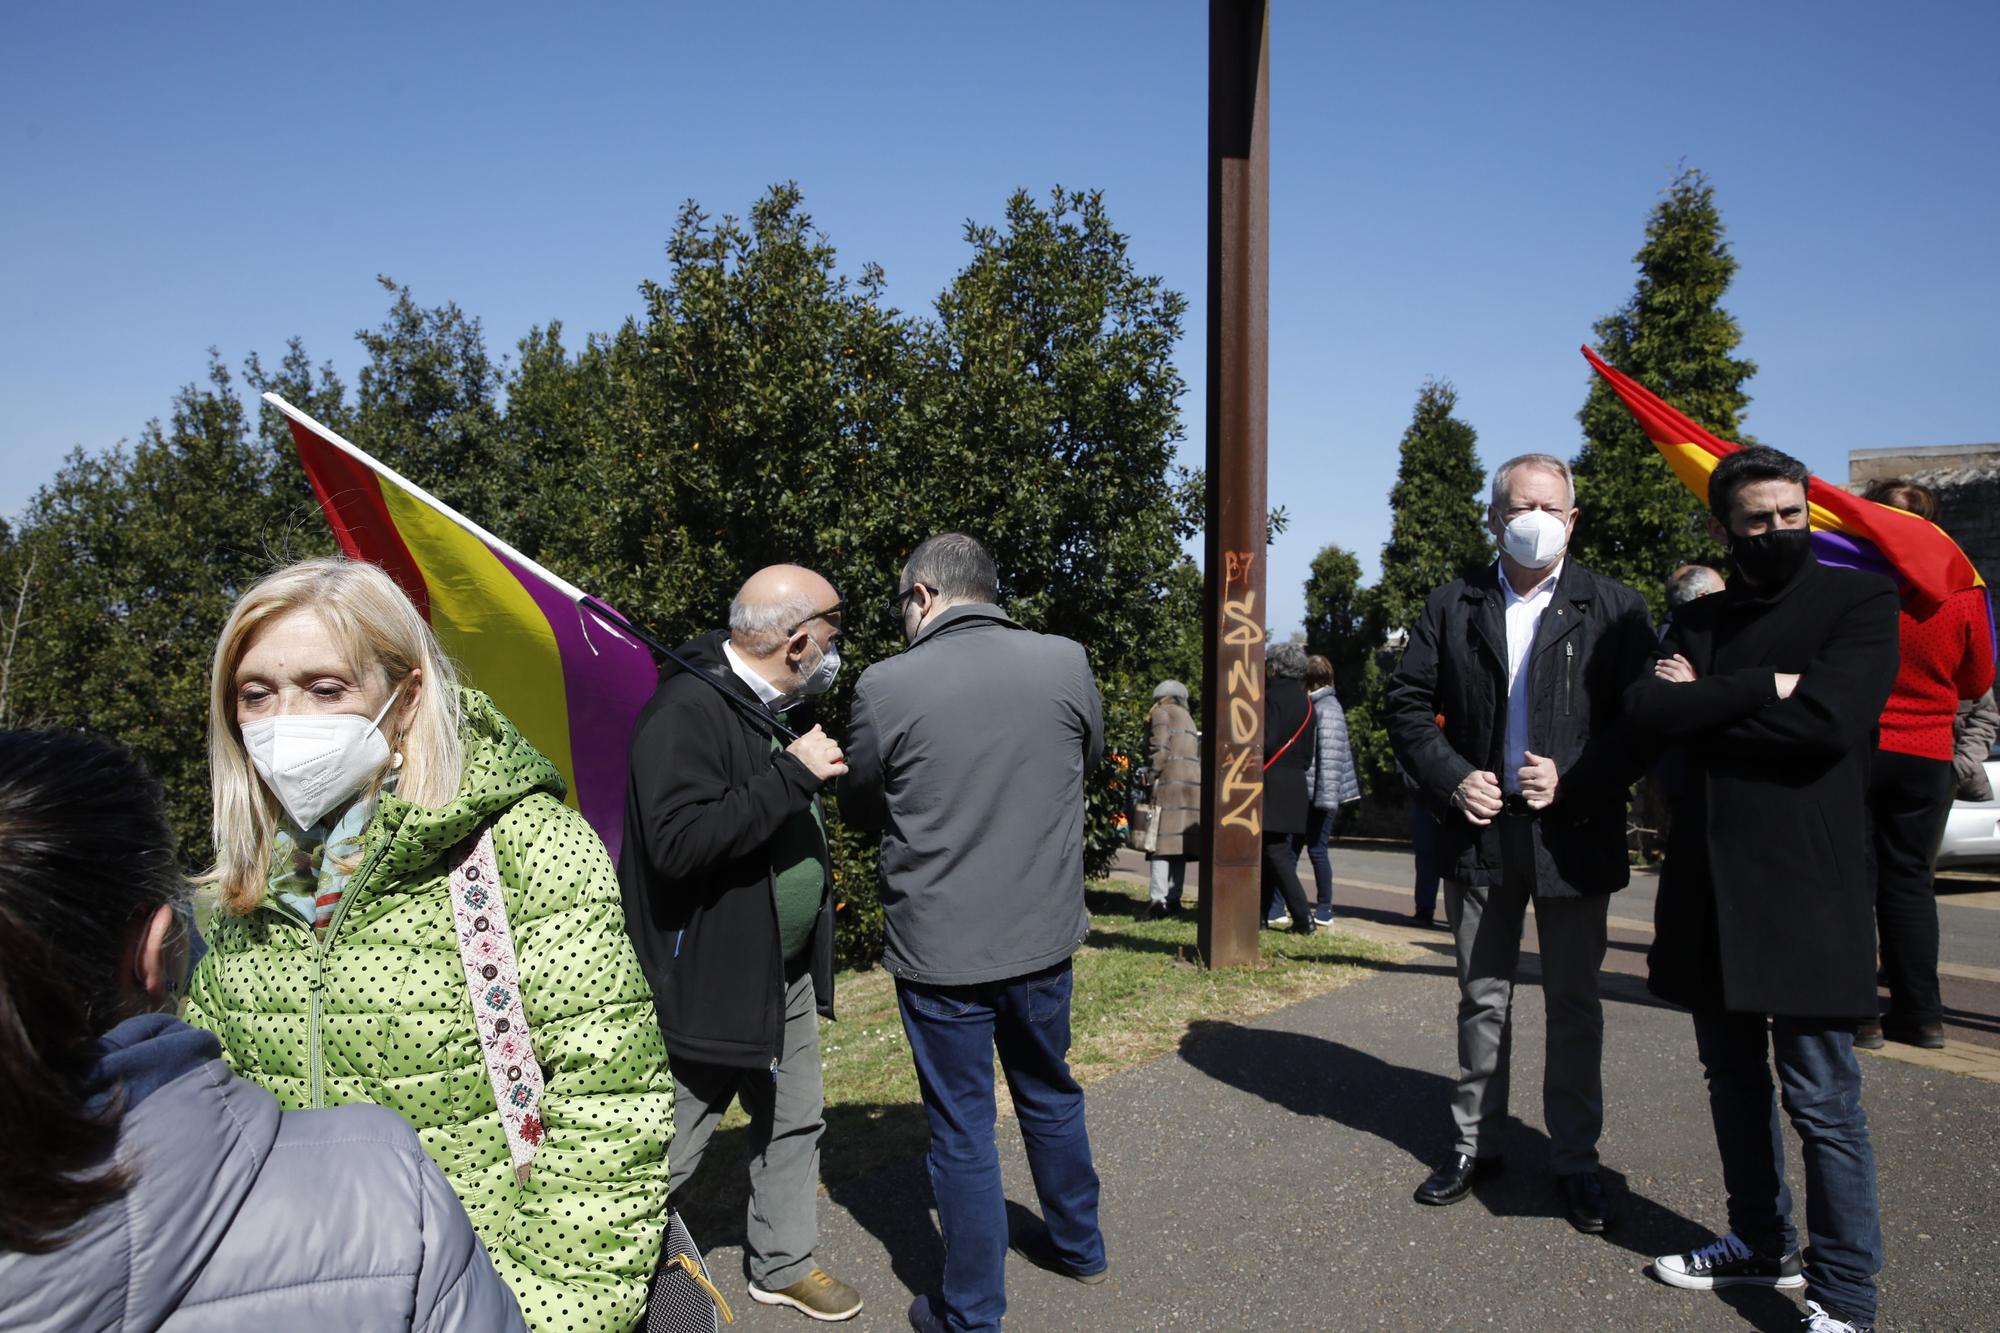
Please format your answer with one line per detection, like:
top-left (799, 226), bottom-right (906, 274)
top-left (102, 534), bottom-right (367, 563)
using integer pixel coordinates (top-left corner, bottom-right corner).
top-left (1651, 1231), bottom-right (1804, 1290)
top-left (1802, 1299), bottom-right (1872, 1332)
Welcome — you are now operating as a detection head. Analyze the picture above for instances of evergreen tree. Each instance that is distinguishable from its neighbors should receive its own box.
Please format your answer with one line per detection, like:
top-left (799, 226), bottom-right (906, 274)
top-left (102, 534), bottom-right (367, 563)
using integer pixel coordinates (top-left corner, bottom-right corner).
top-left (1571, 166), bottom-right (1754, 614)
top-left (1376, 379), bottom-right (1488, 631)
top-left (1300, 543), bottom-right (1395, 799)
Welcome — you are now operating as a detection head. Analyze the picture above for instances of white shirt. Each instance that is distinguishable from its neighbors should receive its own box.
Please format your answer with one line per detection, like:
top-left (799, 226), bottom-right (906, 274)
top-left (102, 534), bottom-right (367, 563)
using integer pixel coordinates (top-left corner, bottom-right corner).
top-left (1500, 559), bottom-right (1562, 793)
top-left (722, 639), bottom-right (788, 706)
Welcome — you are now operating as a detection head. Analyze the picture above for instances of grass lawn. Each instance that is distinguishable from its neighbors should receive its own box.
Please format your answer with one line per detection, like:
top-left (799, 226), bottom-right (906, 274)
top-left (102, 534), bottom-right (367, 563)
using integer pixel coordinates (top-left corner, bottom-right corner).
top-left (675, 877), bottom-right (1408, 1243)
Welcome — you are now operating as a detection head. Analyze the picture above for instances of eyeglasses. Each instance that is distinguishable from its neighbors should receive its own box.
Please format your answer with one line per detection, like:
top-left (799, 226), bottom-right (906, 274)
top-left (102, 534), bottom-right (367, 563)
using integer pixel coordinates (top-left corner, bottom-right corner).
top-left (891, 584), bottom-right (933, 615)
top-left (786, 600), bottom-right (845, 639)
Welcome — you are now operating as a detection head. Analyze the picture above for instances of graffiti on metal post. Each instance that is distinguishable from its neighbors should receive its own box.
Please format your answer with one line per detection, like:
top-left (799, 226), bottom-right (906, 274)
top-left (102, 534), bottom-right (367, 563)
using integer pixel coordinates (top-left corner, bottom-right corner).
top-left (1218, 551), bottom-right (1264, 836)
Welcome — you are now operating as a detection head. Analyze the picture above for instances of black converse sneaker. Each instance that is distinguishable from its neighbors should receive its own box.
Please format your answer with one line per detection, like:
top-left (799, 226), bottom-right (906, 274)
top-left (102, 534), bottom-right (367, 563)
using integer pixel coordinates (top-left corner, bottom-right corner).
top-left (1651, 1231), bottom-right (1805, 1290)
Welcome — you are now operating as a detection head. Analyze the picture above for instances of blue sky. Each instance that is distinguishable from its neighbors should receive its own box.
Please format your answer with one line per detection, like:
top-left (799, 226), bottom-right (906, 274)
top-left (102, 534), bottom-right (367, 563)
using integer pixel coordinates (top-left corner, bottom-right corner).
top-left (4, 2), bottom-right (1995, 636)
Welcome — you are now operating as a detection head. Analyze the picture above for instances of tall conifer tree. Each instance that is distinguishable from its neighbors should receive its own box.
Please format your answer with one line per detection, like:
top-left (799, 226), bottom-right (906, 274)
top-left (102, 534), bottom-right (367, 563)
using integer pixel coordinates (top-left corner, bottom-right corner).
top-left (1571, 166), bottom-right (1754, 614)
top-left (1376, 379), bottom-right (1487, 631)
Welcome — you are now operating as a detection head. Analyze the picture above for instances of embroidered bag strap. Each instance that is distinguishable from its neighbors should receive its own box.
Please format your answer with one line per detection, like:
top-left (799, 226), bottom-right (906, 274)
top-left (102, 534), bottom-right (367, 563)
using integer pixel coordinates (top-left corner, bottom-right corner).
top-left (448, 825), bottom-right (546, 1185)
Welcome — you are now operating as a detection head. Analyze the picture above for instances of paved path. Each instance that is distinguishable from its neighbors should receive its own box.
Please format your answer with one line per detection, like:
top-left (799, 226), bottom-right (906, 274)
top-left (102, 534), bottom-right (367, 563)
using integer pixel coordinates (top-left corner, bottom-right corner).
top-left (703, 849), bottom-right (2000, 1331)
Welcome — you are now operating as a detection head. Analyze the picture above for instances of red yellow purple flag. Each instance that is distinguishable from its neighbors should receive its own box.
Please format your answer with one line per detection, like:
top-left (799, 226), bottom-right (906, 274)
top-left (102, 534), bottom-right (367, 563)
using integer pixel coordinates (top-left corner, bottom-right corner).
top-left (1580, 347), bottom-right (1991, 649)
top-left (263, 393), bottom-right (659, 862)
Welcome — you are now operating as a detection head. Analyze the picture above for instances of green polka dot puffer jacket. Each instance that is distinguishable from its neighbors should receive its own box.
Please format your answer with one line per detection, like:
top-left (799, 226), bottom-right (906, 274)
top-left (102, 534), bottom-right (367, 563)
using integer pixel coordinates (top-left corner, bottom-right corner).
top-left (187, 688), bottom-right (673, 1333)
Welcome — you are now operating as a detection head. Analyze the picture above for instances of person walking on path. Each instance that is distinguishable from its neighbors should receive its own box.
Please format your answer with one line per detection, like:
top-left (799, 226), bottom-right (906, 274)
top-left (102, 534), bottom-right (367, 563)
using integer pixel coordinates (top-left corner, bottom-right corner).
top-left (1384, 452), bottom-right (1655, 1234)
top-left (1259, 643), bottom-right (1320, 931)
top-left (1853, 480), bottom-right (1994, 1051)
top-left (0, 728), bottom-right (526, 1331)
top-left (1628, 446), bottom-right (1899, 1333)
top-left (618, 564), bottom-right (864, 1323)
top-left (843, 533), bottom-right (1107, 1333)
top-left (1142, 679), bottom-right (1201, 919)
top-left (1301, 653), bottom-right (1362, 926)
top-left (185, 558), bottom-right (671, 1333)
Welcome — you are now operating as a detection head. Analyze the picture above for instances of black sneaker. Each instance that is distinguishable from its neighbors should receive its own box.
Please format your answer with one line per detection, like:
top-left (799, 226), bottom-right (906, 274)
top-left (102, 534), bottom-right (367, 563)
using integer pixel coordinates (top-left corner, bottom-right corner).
top-left (1651, 1231), bottom-right (1804, 1290)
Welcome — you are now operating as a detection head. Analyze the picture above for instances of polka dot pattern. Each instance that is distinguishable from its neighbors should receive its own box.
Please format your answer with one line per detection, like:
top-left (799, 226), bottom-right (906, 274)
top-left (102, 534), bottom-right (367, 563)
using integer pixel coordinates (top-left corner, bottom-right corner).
top-left (185, 689), bottom-right (674, 1333)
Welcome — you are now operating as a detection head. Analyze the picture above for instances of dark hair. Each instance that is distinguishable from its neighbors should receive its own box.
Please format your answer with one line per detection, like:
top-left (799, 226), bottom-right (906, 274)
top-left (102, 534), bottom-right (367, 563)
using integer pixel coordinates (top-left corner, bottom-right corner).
top-left (1860, 478), bottom-right (1937, 522)
top-left (1304, 653), bottom-right (1334, 692)
top-left (0, 729), bottom-right (188, 1252)
top-left (901, 532), bottom-right (999, 604)
top-left (1708, 446), bottom-right (1810, 522)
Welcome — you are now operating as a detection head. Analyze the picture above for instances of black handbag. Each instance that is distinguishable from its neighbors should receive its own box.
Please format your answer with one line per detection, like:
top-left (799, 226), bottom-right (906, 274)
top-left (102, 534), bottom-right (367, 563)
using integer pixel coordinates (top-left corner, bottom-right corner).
top-left (644, 1210), bottom-right (734, 1331)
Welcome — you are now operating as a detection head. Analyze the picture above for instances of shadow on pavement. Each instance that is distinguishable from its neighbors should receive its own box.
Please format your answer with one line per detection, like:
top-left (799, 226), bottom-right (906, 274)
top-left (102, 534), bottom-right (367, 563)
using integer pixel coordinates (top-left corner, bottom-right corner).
top-left (1175, 1019), bottom-right (1805, 1332)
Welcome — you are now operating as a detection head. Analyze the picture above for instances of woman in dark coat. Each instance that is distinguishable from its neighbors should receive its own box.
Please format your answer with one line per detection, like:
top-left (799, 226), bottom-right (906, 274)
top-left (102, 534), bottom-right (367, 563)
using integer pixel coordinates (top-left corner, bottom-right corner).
top-left (1261, 643), bottom-right (1318, 933)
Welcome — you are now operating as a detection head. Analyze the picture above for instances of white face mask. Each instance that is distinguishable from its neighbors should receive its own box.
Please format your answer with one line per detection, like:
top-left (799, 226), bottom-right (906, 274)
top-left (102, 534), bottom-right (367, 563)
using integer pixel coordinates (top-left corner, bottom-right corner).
top-left (243, 682), bottom-right (404, 829)
top-left (795, 636), bottom-right (841, 697)
top-left (1500, 509), bottom-right (1570, 569)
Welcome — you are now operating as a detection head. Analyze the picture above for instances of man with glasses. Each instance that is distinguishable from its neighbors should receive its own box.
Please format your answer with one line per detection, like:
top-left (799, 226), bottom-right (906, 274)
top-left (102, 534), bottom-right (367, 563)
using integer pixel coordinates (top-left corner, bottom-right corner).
top-left (618, 563), bottom-right (863, 1323)
top-left (844, 533), bottom-right (1108, 1333)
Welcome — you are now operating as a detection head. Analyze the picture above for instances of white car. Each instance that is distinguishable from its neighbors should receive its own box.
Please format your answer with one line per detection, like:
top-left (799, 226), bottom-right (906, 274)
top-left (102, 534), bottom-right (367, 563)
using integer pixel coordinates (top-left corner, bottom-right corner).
top-left (1937, 742), bottom-right (2000, 868)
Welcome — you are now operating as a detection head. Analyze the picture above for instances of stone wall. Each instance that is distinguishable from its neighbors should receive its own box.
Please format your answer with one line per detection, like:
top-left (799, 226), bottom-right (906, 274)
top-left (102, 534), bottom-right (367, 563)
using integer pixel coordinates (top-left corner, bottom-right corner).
top-left (1848, 445), bottom-right (2000, 590)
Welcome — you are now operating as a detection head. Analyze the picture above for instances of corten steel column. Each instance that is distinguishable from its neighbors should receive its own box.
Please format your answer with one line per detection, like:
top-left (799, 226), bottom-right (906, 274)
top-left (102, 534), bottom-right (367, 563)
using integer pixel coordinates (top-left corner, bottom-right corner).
top-left (1199, 0), bottom-right (1269, 969)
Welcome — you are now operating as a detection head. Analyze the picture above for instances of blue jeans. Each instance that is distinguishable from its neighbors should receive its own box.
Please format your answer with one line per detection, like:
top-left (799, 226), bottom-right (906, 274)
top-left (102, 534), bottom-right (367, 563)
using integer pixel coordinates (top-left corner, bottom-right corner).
top-left (1297, 806), bottom-right (1336, 913)
top-left (1411, 801), bottom-right (1442, 918)
top-left (1691, 1011), bottom-right (1882, 1323)
top-left (897, 961), bottom-right (1104, 1332)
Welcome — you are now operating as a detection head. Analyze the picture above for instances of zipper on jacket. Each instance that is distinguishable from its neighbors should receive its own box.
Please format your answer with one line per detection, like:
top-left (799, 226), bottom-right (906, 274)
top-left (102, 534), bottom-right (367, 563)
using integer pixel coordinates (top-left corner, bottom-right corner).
top-left (1564, 641), bottom-right (1575, 717)
top-left (306, 842), bottom-right (388, 1109)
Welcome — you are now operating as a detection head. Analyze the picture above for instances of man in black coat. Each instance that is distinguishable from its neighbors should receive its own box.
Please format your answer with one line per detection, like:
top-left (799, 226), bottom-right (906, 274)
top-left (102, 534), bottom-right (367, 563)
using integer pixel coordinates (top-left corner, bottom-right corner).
top-left (1385, 453), bottom-right (1655, 1233)
top-left (1260, 643), bottom-right (1319, 933)
top-left (618, 563), bottom-right (863, 1323)
top-left (1625, 447), bottom-right (1897, 1333)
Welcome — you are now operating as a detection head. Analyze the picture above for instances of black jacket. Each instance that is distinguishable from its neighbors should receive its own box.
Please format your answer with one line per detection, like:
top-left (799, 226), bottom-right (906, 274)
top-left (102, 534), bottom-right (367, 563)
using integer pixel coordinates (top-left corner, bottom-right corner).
top-left (1625, 558), bottom-right (1899, 1018)
top-left (1384, 560), bottom-right (1656, 897)
top-left (1262, 680), bottom-right (1316, 836)
top-left (618, 629), bottom-right (835, 1069)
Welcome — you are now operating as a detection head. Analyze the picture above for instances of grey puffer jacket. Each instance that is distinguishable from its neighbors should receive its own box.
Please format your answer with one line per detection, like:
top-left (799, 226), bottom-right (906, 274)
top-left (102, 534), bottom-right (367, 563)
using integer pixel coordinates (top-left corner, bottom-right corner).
top-left (1305, 686), bottom-right (1362, 811)
top-left (0, 1014), bottom-right (524, 1333)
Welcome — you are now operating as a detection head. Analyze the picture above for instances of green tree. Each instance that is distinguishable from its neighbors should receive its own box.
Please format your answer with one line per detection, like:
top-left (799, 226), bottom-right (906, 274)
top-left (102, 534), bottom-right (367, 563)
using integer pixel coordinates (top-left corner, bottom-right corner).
top-left (1375, 379), bottom-right (1488, 631)
top-left (1301, 544), bottom-right (1395, 798)
top-left (1571, 166), bottom-right (1754, 615)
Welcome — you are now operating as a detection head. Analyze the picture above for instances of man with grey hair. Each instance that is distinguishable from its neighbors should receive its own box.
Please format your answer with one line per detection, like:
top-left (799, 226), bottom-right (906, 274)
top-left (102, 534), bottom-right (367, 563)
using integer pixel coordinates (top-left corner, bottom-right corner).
top-left (843, 532), bottom-right (1108, 1333)
top-left (1385, 453), bottom-right (1655, 1234)
top-left (1666, 564), bottom-right (1726, 615)
top-left (618, 563), bottom-right (863, 1322)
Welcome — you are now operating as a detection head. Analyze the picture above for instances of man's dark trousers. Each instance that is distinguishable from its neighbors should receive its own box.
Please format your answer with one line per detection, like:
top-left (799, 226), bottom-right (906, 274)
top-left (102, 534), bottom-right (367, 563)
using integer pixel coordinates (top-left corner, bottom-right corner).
top-left (1444, 814), bottom-right (1609, 1172)
top-left (1691, 1010), bottom-right (1883, 1325)
top-left (895, 960), bottom-right (1104, 1333)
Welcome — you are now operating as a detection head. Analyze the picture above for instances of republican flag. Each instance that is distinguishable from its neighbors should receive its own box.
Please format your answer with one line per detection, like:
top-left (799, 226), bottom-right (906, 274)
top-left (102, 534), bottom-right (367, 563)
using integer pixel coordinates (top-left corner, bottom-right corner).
top-left (1580, 347), bottom-right (1992, 648)
top-left (263, 393), bottom-right (659, 862)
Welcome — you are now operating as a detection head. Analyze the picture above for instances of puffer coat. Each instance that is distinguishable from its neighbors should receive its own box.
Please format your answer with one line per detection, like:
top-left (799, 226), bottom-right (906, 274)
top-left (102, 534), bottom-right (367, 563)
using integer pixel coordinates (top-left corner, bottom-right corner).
top-left (0, 1014), bottom-right (525, 1332)
top-left (1305, 685), bottom-right (1362, 811)
top-left (186, 689), bottom-right (672, 1333)
top-left (1144, 697), bottom-right (1203, 857)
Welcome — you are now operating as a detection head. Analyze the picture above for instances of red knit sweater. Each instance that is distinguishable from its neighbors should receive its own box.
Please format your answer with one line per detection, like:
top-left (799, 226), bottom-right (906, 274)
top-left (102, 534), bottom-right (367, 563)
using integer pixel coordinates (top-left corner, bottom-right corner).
top-left (1879, 587), bottom-right (1996, 760)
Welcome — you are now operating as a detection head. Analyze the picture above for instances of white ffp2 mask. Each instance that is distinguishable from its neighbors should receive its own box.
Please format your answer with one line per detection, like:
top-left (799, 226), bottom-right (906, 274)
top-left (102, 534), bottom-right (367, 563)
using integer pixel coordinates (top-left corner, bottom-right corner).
top-left (242, 683), bottom-right (404, 829)
top-left (1500, 509), bottom-right (1569, 569)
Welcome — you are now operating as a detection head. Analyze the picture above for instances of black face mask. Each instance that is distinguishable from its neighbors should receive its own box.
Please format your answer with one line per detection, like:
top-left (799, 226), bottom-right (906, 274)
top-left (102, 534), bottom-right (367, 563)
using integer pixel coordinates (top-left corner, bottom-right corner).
top-left (1730, 527), bottom-right (1813, 589)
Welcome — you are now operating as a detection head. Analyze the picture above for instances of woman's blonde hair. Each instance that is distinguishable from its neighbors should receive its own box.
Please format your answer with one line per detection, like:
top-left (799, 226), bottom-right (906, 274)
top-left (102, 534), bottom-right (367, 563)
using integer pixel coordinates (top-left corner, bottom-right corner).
top-left (206, 557), bottom-right (464, 914)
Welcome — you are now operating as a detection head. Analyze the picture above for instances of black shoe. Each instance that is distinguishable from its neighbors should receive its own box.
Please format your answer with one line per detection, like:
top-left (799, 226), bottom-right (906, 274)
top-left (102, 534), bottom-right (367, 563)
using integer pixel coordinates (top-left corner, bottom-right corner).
top-left (1010, 1228), bottom-right (1109, 1284)
top-left (1143, 902), bottom-right (1170, 921)
top-left (1558, 1170), bottom-right (1615, 1233)
top-left (1651, 1231), bottom-right (1805, 1290)
top-left (1882, 1019), bottom-right (1946, 1050)
top-left (1853, 1022), bottom-right (1884, 1050)
top-left (1413, 1152), bottom-right (1502, 1206)
top-left (907, 1293), bottom-right (949, 1332)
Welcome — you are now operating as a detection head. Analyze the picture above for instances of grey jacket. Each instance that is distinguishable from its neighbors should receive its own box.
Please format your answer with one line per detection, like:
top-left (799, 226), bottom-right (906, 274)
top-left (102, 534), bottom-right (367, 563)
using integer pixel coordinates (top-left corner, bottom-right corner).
top-left (1304, 685), bottom-right (1362, 811)
top-left (0, 1016), bottom-right (524, 1333)
top-left (843, 603), bottom-right (1104, 985)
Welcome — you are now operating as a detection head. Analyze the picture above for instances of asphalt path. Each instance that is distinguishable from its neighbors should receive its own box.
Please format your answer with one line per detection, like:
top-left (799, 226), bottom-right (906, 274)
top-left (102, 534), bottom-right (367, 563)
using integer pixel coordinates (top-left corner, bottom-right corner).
top-left (697, 846), bottom-right (1999, 1331)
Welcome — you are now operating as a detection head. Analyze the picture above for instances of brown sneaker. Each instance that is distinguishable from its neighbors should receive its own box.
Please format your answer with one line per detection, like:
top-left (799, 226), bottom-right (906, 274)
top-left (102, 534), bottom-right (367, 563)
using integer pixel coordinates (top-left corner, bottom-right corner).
top-left (748, 1268), bottom-right (863, 1322)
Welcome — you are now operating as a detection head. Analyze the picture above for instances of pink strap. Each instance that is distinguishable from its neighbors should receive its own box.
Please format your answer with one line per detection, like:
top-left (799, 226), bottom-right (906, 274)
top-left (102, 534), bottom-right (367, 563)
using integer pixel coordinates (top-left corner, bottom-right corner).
top-left (448, 827), bottom-right (546, 1185)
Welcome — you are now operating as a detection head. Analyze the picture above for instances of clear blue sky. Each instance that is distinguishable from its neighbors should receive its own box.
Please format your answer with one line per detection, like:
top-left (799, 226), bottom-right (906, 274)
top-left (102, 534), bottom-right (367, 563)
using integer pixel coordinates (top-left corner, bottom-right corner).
top-left (4, 2), bottom-right (1995, 636)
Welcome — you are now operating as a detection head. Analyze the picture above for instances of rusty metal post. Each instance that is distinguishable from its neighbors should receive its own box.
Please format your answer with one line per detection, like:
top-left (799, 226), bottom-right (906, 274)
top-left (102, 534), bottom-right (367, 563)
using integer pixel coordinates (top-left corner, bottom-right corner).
top-left (1198, 0), bottom-right (1269, 968)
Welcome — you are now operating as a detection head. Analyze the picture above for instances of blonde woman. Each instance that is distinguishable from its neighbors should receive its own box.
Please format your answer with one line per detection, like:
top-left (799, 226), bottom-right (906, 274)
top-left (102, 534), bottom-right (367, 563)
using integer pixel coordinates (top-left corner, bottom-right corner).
top-left (185, 557), bottom-right (671, 1333)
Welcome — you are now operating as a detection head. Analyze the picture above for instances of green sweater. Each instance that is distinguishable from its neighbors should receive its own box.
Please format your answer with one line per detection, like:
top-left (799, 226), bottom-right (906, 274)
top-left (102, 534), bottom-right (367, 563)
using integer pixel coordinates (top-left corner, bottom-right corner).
top-left (187, 689), bottom-right (672, 1333)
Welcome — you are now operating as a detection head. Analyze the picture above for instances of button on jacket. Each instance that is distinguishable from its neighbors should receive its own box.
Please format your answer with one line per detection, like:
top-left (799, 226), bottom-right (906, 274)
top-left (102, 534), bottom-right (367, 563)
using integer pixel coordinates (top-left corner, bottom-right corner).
top-left (1384, 560), bottom-right (1656, 898)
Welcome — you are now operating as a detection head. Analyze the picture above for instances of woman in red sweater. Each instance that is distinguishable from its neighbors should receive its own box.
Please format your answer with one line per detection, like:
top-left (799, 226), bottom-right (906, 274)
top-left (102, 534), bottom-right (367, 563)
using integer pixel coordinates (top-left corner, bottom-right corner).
top-left (1860, 481), bottom-right (1996, 1049)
